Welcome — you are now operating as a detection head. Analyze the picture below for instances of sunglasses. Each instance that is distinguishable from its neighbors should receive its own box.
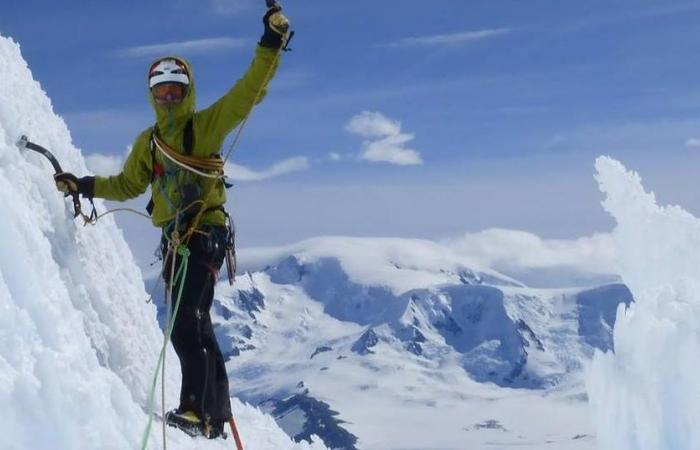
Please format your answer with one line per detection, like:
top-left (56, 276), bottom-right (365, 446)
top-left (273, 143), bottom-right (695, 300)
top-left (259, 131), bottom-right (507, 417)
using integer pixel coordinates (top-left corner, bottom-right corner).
top-left (151, 82), bottom-right (187, 105)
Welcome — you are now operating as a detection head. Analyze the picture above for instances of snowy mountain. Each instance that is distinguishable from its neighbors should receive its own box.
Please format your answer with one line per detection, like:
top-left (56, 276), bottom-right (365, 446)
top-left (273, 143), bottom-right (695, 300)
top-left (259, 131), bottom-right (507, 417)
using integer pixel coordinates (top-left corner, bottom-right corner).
top-left (0, 34), bottom-right (328, 450)
top-left (210, 237), bottom-right (632, 449)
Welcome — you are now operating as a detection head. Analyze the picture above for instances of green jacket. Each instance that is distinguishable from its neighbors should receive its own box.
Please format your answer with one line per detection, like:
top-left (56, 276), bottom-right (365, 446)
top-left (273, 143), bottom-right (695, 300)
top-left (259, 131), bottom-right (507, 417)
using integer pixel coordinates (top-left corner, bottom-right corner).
top-left (93, 45), bottom-right (280, 229)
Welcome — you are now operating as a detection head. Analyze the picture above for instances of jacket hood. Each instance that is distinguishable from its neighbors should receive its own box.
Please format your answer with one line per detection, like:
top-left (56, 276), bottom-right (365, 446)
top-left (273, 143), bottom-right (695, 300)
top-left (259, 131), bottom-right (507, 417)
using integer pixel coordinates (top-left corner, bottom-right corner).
top-left (148, 56), bottom-right (196, 135)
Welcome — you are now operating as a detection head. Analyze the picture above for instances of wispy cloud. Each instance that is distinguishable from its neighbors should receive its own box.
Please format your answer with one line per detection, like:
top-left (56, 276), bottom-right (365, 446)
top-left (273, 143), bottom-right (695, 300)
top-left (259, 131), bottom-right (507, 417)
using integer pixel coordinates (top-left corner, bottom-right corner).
top-left (633, 3), bottom-right (700, 19)
top-left (225, 157), bottom-right (309, 182)
top-left (686, 138), bottom-right (700, 148)
top-left (117, 37), bottom-right (248, 58)
top-left (85, 146), bottom-right (132, 176)
top-left (445, 229), bottom-right (618, 274)
top-left (346, 111), bottom-right (423, 166)
top-left (566, 3), bottom-right (700, 32)
top-left (269, 69), bottom-right (314, 90)
top-left (385, 28), bottom-right (510, 48)
top-left (211, 0), bottom-right (256, 14)
top-left (86, 153), bottom-right (123, 175)
top-left (176, 0), bottom-right (256, 15)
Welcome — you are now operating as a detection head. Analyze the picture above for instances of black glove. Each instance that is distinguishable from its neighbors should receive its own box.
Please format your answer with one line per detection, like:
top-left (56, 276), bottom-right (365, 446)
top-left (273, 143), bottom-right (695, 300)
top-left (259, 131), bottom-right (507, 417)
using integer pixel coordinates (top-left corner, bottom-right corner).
top-left (54, 172), bottom-right (95, 199)
top-left (259, 3), bottom-right (290, 49)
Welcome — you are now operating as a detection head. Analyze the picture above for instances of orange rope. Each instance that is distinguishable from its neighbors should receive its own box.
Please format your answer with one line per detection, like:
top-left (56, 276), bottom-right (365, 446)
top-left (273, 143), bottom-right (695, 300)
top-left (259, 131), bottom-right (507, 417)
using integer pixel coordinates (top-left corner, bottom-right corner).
top-left (229, 417), bottom-right (244, 450)
top-left (153, 134), bottom-right (225, 173)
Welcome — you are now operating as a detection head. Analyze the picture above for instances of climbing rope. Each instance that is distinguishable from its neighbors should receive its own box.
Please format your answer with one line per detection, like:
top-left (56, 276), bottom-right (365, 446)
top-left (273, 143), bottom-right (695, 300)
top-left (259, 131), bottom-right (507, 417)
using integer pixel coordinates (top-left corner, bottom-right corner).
top-left (139, 243), bottom-right (190, 450)
top-left (161, 243), bottom-right (176, 450)
top-left (152, 134), bottom-right (225, 179)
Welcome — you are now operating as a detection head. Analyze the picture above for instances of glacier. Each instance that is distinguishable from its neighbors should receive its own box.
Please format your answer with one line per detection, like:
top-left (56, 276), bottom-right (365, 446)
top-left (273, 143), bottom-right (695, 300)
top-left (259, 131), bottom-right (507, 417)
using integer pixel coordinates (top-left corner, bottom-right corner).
top-left (588, 156), bottom-right (700, 450)
top-left (0, 34), bottom-right (328, 450)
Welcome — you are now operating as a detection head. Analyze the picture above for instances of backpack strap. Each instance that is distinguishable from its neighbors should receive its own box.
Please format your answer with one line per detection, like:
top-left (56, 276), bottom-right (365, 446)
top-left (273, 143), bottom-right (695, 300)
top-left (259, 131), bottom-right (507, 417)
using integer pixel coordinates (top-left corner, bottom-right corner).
top-left (149, 125), bottom-right (158, 181)
top-left (146, 125), bottom-right (158, 215)
top-left (183, 118), bottom-right (194, 156)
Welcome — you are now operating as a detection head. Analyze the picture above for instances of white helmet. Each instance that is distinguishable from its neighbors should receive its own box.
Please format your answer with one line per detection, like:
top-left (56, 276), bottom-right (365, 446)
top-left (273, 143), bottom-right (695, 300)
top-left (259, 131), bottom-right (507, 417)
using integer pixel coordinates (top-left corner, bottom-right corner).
top-left (148, 58), bottom-right (190, 88)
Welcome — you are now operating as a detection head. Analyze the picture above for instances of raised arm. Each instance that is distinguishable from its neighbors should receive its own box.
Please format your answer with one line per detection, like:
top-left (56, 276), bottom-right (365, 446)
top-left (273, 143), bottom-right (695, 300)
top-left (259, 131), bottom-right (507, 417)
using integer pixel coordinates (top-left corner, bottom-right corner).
top-left (197, 46), bottom-right (281, 145)
top-left (196, 5), bottom-right (289, 146)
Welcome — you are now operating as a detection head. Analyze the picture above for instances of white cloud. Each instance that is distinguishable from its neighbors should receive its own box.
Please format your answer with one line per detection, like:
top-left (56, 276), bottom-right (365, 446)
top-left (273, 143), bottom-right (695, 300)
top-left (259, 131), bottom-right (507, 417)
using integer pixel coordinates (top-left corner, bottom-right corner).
top-left (686, 138), bottom-right (700, 148)
top-left (327, 152), bottom-right (357, 162)
top-left (445, 228), bottom-right (618, 275)
top-left (85, 153), bottom-right (125, 176)
top-left (346, 111), bottom-right (423, 166)
top-left (117, 38), bottom-right (248, 58)
top-left (361, 134), bottom-right (423, 166)
top-left (385, 28), bottom-right (511, 48)
top-left (346, 111), bottom-right (401, 138)
top-left (225, 156), bottom-right (309, 182)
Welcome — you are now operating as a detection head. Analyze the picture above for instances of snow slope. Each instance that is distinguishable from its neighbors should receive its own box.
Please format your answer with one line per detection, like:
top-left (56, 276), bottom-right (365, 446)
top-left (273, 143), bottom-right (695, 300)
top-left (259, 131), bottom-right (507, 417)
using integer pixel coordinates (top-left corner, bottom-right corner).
top-left (0, 34), bottom-right (327, 450)
top-left (588, 157), bottom-right (700, 450)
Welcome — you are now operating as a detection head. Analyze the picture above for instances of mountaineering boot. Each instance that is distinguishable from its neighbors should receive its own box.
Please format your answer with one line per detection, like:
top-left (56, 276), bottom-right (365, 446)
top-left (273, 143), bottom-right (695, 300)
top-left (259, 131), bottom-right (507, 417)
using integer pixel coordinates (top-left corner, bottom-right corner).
top-left (164, 409), bottom-right (201, 437)
top-left (202, 420), bottom-right (227, 440)
top-left (165, 409), bottom-right (228, 439)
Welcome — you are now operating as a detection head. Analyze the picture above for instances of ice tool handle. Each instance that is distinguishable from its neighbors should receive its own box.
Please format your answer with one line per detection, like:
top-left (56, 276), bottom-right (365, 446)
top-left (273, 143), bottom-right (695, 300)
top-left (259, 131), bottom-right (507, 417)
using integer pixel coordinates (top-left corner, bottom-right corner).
top-left (16, 135), bottom-right (83, 219)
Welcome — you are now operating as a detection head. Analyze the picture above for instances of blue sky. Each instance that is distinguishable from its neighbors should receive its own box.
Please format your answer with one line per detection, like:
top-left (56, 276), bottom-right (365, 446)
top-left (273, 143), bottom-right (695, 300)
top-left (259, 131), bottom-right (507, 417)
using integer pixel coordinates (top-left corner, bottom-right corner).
top-left (4, 0), bottom-right (700, 258)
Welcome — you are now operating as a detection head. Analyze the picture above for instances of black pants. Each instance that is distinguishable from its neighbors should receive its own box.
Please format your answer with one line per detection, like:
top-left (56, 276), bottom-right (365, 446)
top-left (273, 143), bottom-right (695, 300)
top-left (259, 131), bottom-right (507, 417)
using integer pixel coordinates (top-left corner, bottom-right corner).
top-left (162, 226), bottom-right (232, 423)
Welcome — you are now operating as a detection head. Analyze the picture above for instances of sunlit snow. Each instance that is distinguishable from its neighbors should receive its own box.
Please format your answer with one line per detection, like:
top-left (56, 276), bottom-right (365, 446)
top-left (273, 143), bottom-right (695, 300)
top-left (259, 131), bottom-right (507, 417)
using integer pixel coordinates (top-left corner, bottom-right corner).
top-left (588, 156), bottom-right (700, 450)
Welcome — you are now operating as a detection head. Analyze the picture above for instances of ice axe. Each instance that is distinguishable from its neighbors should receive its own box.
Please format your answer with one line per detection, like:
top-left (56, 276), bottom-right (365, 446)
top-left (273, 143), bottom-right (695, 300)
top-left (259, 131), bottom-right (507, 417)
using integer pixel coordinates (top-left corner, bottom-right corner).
top-left (264, 0), bottom-right (294, 49)
top-left (16, 135), bottom-right (92, 221)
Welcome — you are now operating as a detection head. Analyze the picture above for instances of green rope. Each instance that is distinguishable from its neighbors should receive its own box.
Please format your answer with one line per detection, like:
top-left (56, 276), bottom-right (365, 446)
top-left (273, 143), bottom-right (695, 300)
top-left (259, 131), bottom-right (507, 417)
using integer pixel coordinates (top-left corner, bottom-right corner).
top-left (139, 245), bottom-right (191, 450)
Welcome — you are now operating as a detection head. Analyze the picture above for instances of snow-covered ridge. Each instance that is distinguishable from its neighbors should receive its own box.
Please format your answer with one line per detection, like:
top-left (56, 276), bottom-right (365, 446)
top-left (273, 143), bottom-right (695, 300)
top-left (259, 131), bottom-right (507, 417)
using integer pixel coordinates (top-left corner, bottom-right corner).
top-left (0, 34), bottom-right (327, 450)
top-left (229, 238), bottom-right (631, 385)
top-left (238, 236), bottom-right (524, 294)
top-left (588, 157), bottom-right (700, 450)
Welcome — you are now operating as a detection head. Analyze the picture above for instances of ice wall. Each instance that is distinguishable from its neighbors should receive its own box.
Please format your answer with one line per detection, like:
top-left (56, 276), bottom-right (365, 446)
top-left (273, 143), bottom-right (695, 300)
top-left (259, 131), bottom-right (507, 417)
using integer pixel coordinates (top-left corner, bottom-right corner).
top-left (0, 35), bottom-right (326, 450)
top-left (588, 156), bottom-right (700, 450)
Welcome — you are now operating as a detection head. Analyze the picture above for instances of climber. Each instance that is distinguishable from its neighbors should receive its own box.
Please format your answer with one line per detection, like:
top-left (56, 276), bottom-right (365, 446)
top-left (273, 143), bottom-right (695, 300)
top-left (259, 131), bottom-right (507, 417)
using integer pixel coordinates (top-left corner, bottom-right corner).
top-left (52, 3), bottom-right (290, 440)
